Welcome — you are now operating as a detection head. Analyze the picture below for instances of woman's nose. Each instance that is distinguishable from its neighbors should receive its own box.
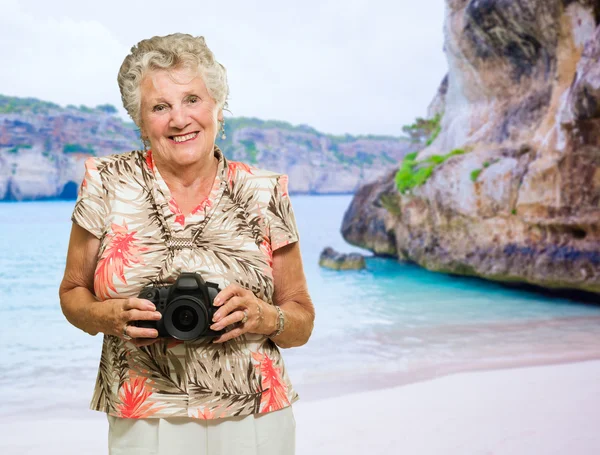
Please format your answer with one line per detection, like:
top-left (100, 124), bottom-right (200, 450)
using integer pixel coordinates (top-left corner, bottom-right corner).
top-left (169, 106), bottom-right (191, 130)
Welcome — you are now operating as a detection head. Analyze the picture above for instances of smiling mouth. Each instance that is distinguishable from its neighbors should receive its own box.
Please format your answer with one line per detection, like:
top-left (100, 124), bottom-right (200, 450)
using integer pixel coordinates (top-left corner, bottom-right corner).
top-left (170, 132), bottom-right (199, 143)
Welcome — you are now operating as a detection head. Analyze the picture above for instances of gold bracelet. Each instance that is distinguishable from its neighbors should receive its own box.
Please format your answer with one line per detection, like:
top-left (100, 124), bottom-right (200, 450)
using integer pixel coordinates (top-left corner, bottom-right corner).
top-left (268, 306), bottom-right (285, 338)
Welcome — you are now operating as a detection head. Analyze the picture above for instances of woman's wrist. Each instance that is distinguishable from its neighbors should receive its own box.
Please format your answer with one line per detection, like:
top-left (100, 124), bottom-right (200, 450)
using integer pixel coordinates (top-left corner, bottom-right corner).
top-left (87, 298), bottom-right (110, 336)
top-left (267, 305), bottom-right (285, 338)
top-left (257, 302), bottom-right (279, 336)
top-left (61, 287), bottom-right (107, 337)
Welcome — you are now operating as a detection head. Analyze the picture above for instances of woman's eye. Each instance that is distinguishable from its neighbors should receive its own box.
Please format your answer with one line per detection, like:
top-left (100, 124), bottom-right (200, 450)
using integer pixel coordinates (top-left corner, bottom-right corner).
top-left (152, 105), bottom-right (166, 112)
top-left (188, 96), bottom-right (199, 104)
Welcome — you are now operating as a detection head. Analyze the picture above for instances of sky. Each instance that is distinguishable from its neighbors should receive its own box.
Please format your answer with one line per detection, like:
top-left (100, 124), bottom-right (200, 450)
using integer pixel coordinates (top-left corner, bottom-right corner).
top-left (1, 0), bottom-right (448, 137)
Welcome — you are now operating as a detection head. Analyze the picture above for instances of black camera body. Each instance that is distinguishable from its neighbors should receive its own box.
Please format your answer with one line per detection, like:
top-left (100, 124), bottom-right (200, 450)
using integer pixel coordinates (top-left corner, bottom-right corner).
top-left (135, 272), bottom-right (224, 341)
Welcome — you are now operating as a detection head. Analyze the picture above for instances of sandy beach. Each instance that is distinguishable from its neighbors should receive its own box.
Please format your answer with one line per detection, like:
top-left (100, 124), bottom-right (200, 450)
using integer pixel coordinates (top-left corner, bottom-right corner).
top-left (3, 360), bottom-right (599, 455)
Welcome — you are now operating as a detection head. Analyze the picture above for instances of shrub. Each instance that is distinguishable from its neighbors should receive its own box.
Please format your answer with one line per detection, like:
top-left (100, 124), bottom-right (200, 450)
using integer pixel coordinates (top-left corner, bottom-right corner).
top-left (95, 104), bottom-right (118, 114)
top-left (395, 148), bottom-right (468, 193)
top-left (63, 143), bottom-right (95, 155)
top-left (239, 139), bottom-right (258, 163)
top-left (6, 144), bottom-right (32, 154)
top-left (402, 113), bottom-right (442, 146)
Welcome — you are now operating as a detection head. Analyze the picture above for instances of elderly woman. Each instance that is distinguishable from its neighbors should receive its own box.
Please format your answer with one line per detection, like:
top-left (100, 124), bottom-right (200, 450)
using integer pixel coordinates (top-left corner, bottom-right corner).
top-left (59, 33), bottom-right (314, 455)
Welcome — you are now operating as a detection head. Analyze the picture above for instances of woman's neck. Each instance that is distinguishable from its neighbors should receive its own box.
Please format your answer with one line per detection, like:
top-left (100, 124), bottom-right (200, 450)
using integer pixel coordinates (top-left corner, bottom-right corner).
top-left (153, 150), bottom-right (219, 213)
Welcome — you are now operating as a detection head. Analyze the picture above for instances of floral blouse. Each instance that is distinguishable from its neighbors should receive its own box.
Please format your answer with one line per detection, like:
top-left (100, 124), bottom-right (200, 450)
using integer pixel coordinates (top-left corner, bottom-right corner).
top-left (71, 145), bottom-right (300, 420)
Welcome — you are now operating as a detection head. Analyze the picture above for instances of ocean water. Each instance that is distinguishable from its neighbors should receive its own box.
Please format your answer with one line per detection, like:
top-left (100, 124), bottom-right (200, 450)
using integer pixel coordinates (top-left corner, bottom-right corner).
top-left (1, 196), bottom-right (600, 418)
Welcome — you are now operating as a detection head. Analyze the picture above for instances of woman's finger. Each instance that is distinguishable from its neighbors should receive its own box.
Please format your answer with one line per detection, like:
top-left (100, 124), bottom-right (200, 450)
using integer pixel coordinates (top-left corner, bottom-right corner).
top-left (212, 296), bottom-right (246, 322)
top-left (210, 309), bottom-right (248, 332)
top-left (212, 325), bottom-right (245, 344)
top-left (213, 283), bottom-right (249, 306)
top-left (125, 309), bottom-right (162, 322)
top-left (125, 325), bottom-right (159, 339)
top-left (123, 298), bottom-right (156, 311)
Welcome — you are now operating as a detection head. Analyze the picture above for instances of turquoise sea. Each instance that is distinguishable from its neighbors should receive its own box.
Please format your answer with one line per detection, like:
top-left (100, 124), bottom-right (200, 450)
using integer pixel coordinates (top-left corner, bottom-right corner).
top-left (1, 196), bottom-right (600, 418)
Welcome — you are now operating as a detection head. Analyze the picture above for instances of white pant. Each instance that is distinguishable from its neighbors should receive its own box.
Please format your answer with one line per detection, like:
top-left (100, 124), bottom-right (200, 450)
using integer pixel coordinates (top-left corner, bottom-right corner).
top-left (107, 407), bottom-right (296, 455)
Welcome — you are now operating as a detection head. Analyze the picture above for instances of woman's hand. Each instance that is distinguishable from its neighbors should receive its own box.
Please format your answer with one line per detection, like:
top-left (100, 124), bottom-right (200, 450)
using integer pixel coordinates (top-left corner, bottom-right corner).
top-left (210, 284), bottom-right (276, 343)
top-left (101, 297), bottom-right (163, 347)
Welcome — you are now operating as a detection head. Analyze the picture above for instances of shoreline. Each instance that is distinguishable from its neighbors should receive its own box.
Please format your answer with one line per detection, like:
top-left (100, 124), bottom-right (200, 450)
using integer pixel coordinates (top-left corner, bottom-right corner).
top-left (3, 359), bottom-right (599, 454)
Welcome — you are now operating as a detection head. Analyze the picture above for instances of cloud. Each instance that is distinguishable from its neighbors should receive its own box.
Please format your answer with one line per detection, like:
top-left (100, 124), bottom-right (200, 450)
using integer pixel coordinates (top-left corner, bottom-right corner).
top-left (1, 0), bottom-right (448, 136)
top-left (0, 0), bottom-right (129, 116)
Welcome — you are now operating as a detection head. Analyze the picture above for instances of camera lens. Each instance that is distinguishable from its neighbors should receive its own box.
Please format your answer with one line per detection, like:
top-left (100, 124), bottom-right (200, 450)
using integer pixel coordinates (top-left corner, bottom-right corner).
top-left (163, 296), bottom-right (208, 340)
top-left (172, 306), bottom-right (199, 332)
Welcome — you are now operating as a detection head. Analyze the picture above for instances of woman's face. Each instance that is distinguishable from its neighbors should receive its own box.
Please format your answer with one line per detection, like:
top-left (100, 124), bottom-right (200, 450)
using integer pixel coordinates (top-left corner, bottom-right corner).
top-left (139, 67), bottom-right (223, 168)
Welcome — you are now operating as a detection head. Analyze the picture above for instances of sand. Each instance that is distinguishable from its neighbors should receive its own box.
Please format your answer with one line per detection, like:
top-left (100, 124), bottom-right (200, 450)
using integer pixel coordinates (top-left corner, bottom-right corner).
top-left (3, 360), bottom-right (600, 454)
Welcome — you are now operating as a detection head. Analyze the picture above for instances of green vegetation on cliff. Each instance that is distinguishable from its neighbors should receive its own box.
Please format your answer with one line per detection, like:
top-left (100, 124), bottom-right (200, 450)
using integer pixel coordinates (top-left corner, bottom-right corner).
top-left (470, 168), bottom-right (482, 181)
top-left (63, 143), bottom-right (96, 155)
top-left (0, 95), bottom-right (60, 114)
top-left (395, 113), bottom-right (465, 193)
top-left (0, 95), bottom-right (120, 116)
top-left (396, 149), bottom-right (466, 193)
top-left (401, 113), bottom-right (442, 146)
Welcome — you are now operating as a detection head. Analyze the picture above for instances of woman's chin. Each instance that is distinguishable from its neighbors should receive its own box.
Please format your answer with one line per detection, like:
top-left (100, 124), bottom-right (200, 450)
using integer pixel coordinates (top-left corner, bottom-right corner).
top-left (162, 142), bottom-right (214, 165)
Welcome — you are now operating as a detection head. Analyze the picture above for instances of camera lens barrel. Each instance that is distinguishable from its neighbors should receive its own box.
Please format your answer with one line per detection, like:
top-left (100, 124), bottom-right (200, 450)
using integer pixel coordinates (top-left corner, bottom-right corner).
top-left (163, 296), bottom-right (208, 341)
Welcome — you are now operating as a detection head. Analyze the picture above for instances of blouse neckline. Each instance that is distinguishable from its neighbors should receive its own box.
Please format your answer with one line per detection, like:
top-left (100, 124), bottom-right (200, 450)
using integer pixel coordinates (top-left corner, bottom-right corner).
top-left (143, 146), bottom-right (228, 231)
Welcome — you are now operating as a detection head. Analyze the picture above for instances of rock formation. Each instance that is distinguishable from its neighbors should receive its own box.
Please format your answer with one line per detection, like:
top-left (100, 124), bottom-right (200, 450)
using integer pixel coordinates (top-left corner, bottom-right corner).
top-left (0, 97), bottom-right (414, 200)
top-left (343, 0), bottom-right (600, 293)
top-left (318, 247), bottom-right (367, 271)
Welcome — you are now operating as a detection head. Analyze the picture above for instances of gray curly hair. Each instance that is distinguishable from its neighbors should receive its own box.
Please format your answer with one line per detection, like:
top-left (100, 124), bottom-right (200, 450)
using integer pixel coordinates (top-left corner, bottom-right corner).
top-left (117, 33), bottom-right (229, 127)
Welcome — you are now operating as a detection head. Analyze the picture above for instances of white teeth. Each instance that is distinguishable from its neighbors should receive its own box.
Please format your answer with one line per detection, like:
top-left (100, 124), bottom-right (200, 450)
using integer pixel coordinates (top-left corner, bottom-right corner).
top-left (172, 132), bottom-right (198, 143)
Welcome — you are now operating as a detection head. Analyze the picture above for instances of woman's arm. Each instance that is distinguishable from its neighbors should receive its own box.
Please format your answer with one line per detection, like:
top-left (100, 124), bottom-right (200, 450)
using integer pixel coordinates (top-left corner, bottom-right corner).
top-left (269, 241), bottom-right (315, 348)
top-left (211, 241), bottom-right (315, 348)
top-left (59, 223), bottom-right (161, 342)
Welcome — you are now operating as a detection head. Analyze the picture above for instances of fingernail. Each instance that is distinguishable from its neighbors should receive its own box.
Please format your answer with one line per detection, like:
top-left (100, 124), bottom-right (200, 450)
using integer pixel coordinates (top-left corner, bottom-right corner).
top-left (210, 324), bottom-right (219, 331)
top-left (213, 298), bottom-right (220, 306)
top-left (213, 314), bottom-right (220, 322)
top-left (148, 303), bottom-right (156, 310)
top-left (154, 312), bottom-right (162, 318)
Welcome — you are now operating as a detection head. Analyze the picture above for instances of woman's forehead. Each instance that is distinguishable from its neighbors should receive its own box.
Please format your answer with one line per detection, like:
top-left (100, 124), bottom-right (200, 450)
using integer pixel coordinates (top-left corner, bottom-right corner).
top-left (141, 68), bottom-right (207, 99)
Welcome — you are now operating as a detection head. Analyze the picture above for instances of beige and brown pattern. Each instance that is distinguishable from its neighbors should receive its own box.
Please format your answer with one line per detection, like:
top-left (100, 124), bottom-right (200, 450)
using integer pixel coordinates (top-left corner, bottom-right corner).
top-left (72, 145), bottom-right (299, 419)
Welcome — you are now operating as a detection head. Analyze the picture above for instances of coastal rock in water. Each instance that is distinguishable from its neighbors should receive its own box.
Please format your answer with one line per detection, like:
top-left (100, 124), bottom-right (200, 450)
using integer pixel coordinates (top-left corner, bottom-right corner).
top-left (341, 169), bottom-right (398, 257)
top-left (342, 0), bottom-right (600, 293)
top-left (319, 247), bottom-right (366, 270)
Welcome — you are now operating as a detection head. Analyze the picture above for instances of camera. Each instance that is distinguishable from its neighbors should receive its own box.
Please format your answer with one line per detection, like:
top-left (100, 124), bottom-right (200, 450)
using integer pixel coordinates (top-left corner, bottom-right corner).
top-left (134, 272), bottom-right (224, 341)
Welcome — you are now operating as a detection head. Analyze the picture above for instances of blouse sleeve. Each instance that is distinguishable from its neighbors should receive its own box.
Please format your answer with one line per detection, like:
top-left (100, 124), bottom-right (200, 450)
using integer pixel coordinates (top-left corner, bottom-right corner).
top-left (71, 157), bottom-right (106, 239)
top-left (267, 174), bottom-right (299, 251)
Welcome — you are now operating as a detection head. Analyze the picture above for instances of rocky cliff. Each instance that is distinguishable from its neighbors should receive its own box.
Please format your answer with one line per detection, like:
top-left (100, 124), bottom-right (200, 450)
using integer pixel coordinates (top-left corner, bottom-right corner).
top-left (343, 0), bottom-right (600, 293)
top-left (0, 96), bottom-right (414, 201)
